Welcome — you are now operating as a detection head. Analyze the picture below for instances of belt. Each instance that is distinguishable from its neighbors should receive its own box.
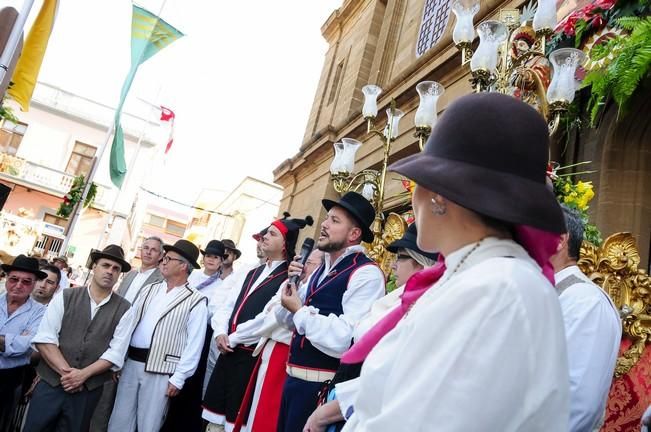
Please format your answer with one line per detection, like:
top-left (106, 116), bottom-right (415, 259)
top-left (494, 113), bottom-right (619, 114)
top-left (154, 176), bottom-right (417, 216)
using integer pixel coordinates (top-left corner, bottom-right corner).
top-left (127, 346), bottom-right (149, 363)
top-left (286, 365), bottom-right (335, 383)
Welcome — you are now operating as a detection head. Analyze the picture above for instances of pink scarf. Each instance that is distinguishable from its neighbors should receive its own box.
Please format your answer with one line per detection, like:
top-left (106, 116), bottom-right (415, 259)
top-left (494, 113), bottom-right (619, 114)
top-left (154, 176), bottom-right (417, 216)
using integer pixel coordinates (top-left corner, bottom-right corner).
top-left (341, 225), bottom-right (560, 364)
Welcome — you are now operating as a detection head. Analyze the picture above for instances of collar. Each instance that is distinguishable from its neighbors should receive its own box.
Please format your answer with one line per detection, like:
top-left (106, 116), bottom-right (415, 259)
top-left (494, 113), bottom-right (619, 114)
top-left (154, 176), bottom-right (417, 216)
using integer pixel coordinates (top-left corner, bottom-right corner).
top-left (554, 265), bottom-right (584, 283)
top-left (443, 237), bottom-right (534, 277)
top-left (265, 260), bottom-right (286, 271)
top-left (86, 286), bottom-right (113, 307)
top-left (138, 267), bottom-right (156, 275)
top-left (324, 245), bottom-right (366, 271)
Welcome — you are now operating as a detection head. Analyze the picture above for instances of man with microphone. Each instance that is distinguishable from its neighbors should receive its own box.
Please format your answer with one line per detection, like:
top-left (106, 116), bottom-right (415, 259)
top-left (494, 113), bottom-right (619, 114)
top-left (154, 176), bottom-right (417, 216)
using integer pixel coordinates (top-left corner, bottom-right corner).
top-left (202, 214), bottom-right (313, 432)
top-left (276, 192), bottom-right (386, 432)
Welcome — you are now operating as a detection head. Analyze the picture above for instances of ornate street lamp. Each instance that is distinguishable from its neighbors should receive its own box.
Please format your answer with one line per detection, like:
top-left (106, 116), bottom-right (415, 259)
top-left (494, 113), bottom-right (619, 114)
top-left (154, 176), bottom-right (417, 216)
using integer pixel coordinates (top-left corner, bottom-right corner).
top-left (329, 82), bottom-right (444, 266)
top-left (452, 0), bottom-right (587, 133)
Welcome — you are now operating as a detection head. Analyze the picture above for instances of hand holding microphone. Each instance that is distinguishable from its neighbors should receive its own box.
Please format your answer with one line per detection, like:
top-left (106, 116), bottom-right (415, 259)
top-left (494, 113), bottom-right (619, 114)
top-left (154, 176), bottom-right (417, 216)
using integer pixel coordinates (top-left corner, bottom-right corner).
top-left (283, 238), bottom-right (314, 310)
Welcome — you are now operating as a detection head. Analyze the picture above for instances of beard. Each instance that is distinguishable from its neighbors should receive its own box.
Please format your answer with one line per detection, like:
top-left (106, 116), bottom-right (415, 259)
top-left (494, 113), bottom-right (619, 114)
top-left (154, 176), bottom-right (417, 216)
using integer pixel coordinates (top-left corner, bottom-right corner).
top-left (318, 237), bottom-right (346, 253)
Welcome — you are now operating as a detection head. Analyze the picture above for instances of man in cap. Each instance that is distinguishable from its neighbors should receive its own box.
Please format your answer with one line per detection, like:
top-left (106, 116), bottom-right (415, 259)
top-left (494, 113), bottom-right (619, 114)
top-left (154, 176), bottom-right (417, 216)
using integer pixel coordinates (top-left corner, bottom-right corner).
top-left (0, 255), bottom-right (46, 429)
top-left (276, 192), bottom-right (385, 432)
top-left (31, 264), bottom-right (61, 305)
top-left (116, 236), bottom-right (164, 304)
top-left (23, 245), bottom-right (132, 432)
top-left (52, 256), bottom-right (70, 289)
top-left (108, 239), bottom-right (208, 432)
top-left (162, 239), bottom-right (228, 432)
top-left (202, 215), bottom-right (312, 432)
top-left (550, 205), bottom-right (621, 431)
top-left (91, 236), bottom-right (164, 431)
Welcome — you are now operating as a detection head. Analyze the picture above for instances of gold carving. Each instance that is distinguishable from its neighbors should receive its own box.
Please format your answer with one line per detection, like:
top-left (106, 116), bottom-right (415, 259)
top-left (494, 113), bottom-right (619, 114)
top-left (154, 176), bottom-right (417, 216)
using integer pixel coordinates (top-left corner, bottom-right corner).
top-left (363, 213), bottom-right (407, 275)
top-left (578, 232), bottom-right (651, 377)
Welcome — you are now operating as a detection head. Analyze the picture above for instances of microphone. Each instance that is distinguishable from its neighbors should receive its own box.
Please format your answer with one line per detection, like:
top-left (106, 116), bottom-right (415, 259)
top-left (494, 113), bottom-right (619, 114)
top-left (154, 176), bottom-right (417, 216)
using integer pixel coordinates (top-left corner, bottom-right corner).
top-left (288, 238), bottom-right (315, 286)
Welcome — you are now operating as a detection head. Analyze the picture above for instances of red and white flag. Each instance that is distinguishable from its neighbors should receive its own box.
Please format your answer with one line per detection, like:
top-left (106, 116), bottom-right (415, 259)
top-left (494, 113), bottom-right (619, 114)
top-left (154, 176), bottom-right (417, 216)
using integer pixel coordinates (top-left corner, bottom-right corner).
top-left (160, 106), bottom-right (175, 154)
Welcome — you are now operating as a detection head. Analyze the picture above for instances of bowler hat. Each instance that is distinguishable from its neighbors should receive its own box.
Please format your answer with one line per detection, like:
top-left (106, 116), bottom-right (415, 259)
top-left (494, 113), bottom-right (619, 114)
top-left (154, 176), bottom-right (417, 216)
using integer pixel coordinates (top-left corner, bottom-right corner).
top-left (201, 240), bottom-right (226, 258)
top-left (163, 239), bottom-right (200, 269)
top-left (389, 93), bottom-right (565, 233)
top-left (1, 254), bottom-right (47, 280)
top-left (322, 192), bottom-right (375, 243)
top-left (221, 239), bottom-right (241, 259)
top-left (90, 245), bottom-right (131, 273)
top-left (387, 223), bottom-right (439, 260)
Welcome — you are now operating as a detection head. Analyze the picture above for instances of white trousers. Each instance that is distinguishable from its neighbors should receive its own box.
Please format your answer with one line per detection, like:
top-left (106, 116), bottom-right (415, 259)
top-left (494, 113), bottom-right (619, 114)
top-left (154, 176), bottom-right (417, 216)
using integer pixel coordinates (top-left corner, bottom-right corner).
top-left (107, 359), bottom-right (170, 432)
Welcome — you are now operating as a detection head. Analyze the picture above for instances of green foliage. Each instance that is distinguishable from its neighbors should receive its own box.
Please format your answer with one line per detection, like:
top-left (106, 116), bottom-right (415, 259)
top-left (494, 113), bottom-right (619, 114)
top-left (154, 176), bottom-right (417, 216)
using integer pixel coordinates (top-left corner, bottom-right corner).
top-left (0, 98), bottom-right (18, 124)
top-left (56, 175), bottom-right (98, 218)
top-left (583, 16), bottom-right (651, 125)
top-left (386, 272), bottom-right (397, 293)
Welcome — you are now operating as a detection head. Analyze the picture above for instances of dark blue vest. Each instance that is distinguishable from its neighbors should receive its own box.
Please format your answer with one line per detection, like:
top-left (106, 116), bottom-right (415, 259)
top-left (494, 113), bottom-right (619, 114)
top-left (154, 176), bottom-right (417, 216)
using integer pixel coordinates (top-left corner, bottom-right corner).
top-left (288, 252), bottom-right (376, 372)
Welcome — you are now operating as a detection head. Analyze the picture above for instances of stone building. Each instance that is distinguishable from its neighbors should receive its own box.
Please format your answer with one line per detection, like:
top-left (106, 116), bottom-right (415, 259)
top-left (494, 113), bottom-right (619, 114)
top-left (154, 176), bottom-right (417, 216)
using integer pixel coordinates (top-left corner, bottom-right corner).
top-left (273, 0), bottom-right (651, 269)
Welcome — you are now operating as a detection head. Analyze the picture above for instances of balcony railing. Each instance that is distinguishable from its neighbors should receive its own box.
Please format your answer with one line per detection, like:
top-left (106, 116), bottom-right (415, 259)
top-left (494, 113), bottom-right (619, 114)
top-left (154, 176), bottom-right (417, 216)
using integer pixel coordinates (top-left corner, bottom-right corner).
top-left (0, 153), bottom-right (114, 209)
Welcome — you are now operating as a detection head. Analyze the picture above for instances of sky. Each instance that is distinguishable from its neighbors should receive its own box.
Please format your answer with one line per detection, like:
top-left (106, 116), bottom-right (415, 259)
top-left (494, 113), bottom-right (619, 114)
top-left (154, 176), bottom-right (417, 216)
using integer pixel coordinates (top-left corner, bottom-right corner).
top-left (6, 0), bottom-right (342, 203)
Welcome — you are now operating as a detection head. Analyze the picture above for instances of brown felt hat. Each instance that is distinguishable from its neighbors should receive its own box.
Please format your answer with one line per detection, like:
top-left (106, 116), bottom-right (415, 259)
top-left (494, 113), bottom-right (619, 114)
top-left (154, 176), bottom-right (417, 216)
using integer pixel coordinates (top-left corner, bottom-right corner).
top-left (90, 245), bottom-right (131, 273)
top-left (389, 93), bottom-right (564, 233)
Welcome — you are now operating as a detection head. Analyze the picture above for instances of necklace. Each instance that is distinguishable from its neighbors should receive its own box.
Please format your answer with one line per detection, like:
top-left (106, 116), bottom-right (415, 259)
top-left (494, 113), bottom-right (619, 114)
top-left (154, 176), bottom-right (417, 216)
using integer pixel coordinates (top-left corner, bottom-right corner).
top-left (406, 239), bottom-right (485, 316)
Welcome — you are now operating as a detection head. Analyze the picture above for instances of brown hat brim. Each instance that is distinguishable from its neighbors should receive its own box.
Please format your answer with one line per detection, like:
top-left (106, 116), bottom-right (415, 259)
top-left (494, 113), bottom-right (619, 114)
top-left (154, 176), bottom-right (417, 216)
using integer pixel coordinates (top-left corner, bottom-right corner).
top-left (389, 152), bottom-right (565, 234)
top-left (163, 245), bottom-right (200, 269)
top-left (90, 252), bottom-right (131, 273)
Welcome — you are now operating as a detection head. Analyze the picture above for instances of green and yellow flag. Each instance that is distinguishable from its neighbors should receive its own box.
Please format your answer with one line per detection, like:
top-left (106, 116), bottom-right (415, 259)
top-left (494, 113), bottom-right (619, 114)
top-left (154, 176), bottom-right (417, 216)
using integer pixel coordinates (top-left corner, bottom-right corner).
top-left (8, 0), bottom-right (59, 111)
top-left (110, 5), bottom-right (183, 188)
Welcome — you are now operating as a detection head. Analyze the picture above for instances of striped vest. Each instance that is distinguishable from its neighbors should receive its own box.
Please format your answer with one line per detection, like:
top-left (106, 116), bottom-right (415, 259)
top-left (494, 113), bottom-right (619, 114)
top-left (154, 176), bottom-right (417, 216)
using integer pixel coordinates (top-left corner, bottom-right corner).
top-left (133, 281), bottom-right (207, 374)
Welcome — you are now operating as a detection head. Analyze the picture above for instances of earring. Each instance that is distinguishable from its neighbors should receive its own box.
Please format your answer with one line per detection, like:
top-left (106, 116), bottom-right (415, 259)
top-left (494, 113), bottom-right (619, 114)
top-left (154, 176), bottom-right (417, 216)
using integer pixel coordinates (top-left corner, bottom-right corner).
top-left (431, 197), bottom-right (447, 215)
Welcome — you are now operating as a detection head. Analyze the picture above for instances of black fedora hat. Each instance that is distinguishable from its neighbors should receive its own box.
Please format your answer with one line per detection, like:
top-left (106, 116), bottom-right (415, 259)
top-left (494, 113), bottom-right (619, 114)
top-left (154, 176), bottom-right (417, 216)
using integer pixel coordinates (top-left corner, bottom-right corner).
top-left (389, 93), bottom-right (565, 233)
top-left (322, 191), bottom-right (376, 243)
top-left (163, 239), bottom-right (200, 269)
top-left (1, 254), bottom-right (47, 280)
top-left (90, 245), bottom-right (131, 273)
top-left (387, 223), bottom-right (439, 260)
top-left (200, 240), bottom-right (226, 258)
top-left (221, 239), bottom-right (241, 259)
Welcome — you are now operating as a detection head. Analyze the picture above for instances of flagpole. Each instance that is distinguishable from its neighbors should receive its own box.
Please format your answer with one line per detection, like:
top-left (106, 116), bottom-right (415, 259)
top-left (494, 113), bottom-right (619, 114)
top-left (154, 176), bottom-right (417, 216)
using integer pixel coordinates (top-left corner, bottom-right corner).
top-left (0, 0), bottom-right (35, 89)
top-left (60, 125), bottom-right (114, 255)
top-left (96, 90), bottom-right (161, 249)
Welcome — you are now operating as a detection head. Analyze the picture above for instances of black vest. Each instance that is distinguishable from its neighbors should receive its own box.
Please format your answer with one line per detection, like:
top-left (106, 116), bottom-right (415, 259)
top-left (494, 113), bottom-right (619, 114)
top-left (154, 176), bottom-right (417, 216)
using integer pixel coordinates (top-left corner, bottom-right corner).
top-left (288, 252), bottom-right (375, 372)
top-left (227, 262), bottom-right (288, 344)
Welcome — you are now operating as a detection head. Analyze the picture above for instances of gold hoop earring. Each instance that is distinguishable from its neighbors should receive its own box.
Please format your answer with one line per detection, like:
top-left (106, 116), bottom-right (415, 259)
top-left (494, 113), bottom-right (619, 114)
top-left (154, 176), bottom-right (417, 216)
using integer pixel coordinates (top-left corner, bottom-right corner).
top-left (431, 197), bottom-right (447, 215)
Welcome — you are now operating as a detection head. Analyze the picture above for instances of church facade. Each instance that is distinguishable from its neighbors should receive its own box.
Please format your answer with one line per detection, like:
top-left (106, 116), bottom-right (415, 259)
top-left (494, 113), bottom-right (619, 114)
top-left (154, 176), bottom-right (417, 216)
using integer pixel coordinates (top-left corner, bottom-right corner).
top-left (273, 0), bottom-right (651, 269)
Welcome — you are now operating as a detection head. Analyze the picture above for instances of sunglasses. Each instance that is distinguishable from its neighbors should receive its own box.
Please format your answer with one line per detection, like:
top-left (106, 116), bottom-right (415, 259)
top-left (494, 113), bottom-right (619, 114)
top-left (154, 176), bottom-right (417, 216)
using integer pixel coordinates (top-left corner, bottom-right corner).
top-left (7, 276), bottom-right (35, 286)
top-left (396, 254), bottom-right (412, 261)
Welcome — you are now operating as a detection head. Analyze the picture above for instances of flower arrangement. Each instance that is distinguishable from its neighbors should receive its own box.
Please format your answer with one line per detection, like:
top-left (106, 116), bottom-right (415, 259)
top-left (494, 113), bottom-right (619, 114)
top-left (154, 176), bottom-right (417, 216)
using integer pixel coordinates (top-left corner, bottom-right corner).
top-left (548, 0), bottom-right (650, 126)
top-left (56, 175), bottom-right (98, 219)
top-left (548, 162), bottom-right (603, 245)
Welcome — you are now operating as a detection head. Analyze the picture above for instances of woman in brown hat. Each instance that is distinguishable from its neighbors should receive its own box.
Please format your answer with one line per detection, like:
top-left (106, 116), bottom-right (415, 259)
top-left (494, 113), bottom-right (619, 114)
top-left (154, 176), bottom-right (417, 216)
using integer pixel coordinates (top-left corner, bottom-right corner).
top-left (327, 93), bottom-right (570, 432)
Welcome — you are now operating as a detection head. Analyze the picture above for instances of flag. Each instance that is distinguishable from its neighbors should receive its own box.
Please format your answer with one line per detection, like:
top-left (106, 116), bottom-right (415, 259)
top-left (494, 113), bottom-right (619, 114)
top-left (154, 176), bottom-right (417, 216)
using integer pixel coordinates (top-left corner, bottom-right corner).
top-left (109, 5), bottom-right (183, 188)
top-left (8, 0), bottom-right (59, 111)
top-left (160, 105), bottom-right (175, 154)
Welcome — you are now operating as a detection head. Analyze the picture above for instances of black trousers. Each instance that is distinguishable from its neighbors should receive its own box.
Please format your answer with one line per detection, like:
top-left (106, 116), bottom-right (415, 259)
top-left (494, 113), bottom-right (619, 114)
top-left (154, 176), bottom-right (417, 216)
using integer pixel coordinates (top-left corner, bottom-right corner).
top-left (161, 326), bottom-right (212, 432)
top-left (23, 380), bottom-right (103, 432)
top-left (0, 366), bottom-right (27, 431)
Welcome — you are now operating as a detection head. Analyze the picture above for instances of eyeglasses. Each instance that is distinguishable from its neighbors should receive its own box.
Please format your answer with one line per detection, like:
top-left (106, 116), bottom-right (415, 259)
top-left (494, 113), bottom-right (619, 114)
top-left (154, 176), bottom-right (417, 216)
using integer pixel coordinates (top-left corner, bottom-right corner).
top-left (396, 254), bottom-right (412, 261)
top-left (7, 276), bottom-right (35, 286)
top-left (161, 256), bottom-right (185, 264)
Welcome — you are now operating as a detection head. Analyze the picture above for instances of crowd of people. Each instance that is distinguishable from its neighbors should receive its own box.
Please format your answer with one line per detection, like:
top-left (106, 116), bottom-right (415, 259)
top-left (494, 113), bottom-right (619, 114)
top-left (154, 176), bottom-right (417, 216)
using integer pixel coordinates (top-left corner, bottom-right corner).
top-left (0, 93), bottom-right (641, 431)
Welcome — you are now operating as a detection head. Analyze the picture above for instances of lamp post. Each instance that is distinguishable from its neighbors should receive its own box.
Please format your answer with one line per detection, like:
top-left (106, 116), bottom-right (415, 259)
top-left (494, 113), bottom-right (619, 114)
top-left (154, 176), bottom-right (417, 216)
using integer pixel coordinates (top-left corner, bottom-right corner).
top-left (451, 0), bottom-right (586, 133)
top-left (329, 82), bottom-right (444, 267)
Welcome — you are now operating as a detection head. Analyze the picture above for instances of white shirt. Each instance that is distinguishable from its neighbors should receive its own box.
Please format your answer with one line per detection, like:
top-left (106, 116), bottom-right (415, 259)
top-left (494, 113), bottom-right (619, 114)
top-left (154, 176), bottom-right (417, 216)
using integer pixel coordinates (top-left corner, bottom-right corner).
top-left (275, 245), bottom-right (385, 358)
top-left (342, 238), bottom-right (570, 431)
top-left (211, 260), bottom-right (285, 337)
top-left (59, 270), bottom-right (70, 289)
top-left (123, 268), bottom-right (156, 304)
top-left (32, 287), bottom-right (134, 370)
top-left (188, 270), bottom-right (225, 319)
top-left (352, 285), bottom-right (404, 342)
top-left (129, 281), bottom-right (208, 389)
top-left (555, 265), bottom-right (622, 432)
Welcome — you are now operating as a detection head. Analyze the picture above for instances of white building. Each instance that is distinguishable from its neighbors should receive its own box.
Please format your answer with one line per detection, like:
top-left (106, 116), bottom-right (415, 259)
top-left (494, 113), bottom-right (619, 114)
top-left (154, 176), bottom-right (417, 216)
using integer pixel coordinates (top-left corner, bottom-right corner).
top-left (0, 82), bottom-right (167, 266)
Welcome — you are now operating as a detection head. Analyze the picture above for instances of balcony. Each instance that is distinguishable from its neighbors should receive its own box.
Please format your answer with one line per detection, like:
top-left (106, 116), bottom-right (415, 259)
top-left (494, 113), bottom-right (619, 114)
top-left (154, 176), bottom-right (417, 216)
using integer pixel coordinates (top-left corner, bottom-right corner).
top-left (0, 153), bottom-right (115, 209)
